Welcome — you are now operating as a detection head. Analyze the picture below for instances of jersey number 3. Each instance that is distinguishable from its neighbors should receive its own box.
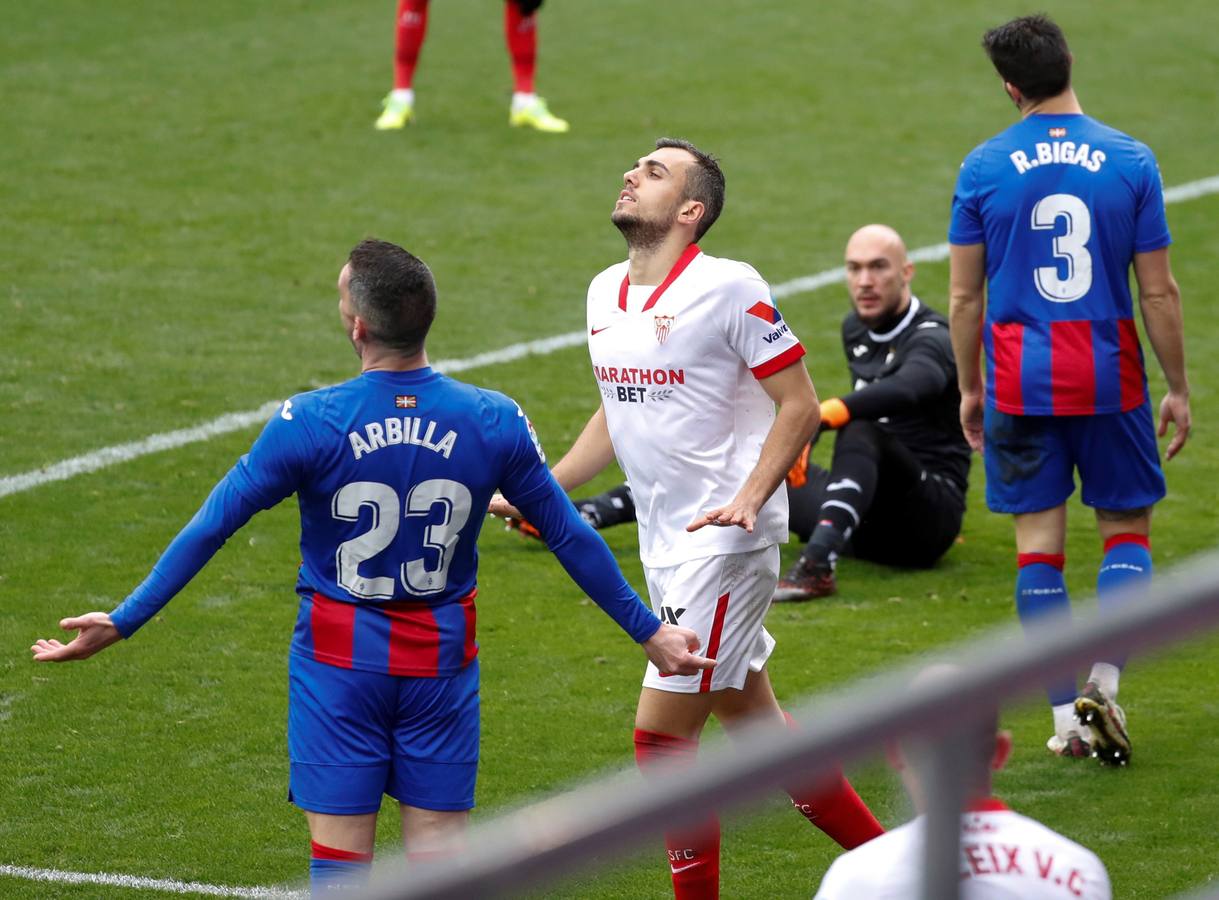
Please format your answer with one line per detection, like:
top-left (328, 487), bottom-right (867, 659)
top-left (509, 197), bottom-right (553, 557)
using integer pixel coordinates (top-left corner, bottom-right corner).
top-left (1030, 193), bottom-right (1092, 303)
top-left (331, 479), bottom-right (472, 599)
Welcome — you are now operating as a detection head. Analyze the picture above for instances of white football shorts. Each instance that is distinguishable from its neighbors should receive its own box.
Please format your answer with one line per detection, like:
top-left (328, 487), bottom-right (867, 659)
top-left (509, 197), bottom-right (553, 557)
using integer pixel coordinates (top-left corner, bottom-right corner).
top-left (641, 544), bottom-right (779, 693)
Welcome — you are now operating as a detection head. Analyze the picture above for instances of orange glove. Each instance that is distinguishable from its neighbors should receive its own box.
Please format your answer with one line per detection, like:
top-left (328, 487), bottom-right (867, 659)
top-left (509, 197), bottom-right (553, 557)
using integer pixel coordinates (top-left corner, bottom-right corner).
top-left (505, 517), bottom-right (542, 541)
top-left (785, 442), bottom-right (811, 489)
top-left (819, 398), bottom-right (850, 430)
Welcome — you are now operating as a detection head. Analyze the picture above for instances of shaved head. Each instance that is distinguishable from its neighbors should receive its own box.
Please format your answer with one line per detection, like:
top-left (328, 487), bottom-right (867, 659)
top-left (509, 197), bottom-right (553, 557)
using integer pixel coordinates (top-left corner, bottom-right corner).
top-left (846, 224), bottom-right (909, 263)
top-left (843, 224), bottom-right (915, 327)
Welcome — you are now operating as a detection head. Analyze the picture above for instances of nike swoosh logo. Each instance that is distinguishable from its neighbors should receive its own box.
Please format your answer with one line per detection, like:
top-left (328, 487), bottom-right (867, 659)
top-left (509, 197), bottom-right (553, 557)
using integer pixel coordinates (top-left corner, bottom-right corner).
top-left (670, 863), bottom-right (700, 874)
top-left (590, 325), bottom-right (614, 335)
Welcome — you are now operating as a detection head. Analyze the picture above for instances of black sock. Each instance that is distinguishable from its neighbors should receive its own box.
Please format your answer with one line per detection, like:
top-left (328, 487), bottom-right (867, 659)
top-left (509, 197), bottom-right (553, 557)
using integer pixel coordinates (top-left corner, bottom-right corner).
top-left (802, 520), bottom-right (847, 568)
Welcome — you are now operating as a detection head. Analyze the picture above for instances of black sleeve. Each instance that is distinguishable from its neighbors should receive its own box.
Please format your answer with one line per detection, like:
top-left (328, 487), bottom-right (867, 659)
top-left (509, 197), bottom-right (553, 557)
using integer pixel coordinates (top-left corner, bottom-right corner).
top-left (839, 333), bottom-right (953, 422)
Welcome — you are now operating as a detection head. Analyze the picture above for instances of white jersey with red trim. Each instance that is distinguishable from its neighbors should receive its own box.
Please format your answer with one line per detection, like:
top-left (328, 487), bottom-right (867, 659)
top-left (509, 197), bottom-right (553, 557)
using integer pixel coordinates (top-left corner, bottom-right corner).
top-left (814, 799), bottom-right (1111, 900)
top-left (586, 244), bottom-right (806, 568)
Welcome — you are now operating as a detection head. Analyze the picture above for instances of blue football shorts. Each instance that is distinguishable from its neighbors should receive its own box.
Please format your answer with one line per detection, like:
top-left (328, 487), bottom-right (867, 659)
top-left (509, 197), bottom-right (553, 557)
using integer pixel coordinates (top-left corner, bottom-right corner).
top-left (287, 653), bottom-right (479, 815)
top-left (983, 401), bottom-right (1166, 515)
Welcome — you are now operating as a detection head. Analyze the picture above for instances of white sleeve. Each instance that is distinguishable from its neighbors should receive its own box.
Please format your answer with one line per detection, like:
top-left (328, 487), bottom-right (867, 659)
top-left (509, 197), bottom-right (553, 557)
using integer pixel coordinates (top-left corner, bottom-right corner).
top-left (813, 854), bottom-right (857, 900)
top-left (718, 271), bottom-right (806, 379)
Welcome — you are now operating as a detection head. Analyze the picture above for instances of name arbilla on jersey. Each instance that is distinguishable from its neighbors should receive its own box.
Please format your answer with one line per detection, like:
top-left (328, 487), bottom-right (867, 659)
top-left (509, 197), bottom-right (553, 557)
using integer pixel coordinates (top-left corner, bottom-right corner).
top-left (593, 365), bottom-right (685, 405)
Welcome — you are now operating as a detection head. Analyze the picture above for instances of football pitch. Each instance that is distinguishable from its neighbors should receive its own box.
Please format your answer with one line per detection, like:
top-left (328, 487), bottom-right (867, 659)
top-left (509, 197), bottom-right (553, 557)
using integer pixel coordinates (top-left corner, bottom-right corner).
top-left (3, 1), bottom-right (1218, 897)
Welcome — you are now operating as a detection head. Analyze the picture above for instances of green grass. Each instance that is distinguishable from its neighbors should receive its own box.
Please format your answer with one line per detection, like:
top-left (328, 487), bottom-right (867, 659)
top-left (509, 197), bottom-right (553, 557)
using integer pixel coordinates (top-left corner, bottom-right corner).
top-left (2, 1), bottom-right (1219, 897)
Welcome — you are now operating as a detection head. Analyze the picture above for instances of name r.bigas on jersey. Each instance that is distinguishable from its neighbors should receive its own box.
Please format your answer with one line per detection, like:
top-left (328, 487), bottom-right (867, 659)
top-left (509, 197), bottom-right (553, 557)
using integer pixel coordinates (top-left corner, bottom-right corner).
top-left (348, 417), bottom-right (458, 461)
top-left (1009, 141), bottom-right (1106, 175)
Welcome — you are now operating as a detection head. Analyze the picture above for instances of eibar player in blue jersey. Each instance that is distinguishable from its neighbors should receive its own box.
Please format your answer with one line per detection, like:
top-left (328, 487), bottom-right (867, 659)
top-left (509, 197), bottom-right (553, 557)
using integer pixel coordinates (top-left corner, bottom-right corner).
top-left (948, 16), bottom-right (1190, 765)
top-left (31, 239), bottom-right (712, 895)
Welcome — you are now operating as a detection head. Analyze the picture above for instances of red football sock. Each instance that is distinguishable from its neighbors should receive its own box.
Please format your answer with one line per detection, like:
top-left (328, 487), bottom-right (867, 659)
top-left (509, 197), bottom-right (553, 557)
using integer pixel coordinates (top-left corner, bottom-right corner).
top-left (503, 1), bottom-right (537, 94)
top-left (782, 712), bottom-right (884, 849)
top-left (393, 0), bottom-right (430, 90)
top-left (634, 728), bottom-right (720, 900)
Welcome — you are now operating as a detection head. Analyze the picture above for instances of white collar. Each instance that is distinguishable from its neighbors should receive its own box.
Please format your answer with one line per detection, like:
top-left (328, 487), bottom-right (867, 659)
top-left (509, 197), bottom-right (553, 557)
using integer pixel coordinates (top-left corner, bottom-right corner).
top-left (867, 295), bottom-right (920, 343)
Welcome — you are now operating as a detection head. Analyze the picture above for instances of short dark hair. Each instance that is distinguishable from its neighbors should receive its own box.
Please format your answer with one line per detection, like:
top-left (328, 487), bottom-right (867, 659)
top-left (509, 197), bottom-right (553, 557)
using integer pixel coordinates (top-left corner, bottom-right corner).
top-left (982, 14), bottom-right (1072, 103)
top-left (346, 239), bottom-right (436, 356)
top-left (655, 137), bottom-right (725, 241)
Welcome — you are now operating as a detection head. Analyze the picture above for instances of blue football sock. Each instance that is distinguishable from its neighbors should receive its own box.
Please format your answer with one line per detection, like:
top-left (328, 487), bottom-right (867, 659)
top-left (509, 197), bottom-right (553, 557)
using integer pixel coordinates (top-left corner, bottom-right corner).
top-left (1016, 554), bottom-right (1077, 708)
top-left (310, 841), bottom-right (372, 895)
top-left (1096, 534), bottom-right (1153, 670)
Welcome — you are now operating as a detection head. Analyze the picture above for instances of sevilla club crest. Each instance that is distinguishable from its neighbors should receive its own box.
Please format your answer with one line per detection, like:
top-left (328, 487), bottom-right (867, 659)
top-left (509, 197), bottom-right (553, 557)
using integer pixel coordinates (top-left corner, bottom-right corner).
top-left (654, 315), bottom-right (675, 344)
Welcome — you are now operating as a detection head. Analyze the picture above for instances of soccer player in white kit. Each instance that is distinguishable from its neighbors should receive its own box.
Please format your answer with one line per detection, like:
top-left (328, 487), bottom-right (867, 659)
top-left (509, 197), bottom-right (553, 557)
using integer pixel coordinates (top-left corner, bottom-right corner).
top-left (496, 138), bottom-right (884, 898)
top-left (814, 668), bottom-right (1110, 899)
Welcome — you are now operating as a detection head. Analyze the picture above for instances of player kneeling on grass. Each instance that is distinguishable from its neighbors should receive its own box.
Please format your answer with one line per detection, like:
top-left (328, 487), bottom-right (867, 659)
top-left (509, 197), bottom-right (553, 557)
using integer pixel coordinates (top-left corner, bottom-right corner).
top-left (31, 239), bottom-right (711, 896)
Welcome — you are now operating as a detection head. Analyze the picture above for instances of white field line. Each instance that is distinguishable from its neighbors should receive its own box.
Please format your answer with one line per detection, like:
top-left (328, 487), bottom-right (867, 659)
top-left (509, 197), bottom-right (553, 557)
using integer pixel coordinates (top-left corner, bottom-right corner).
top-left (2, 173), bottom-right (1216, 502)
top-left (0, 864), bottom-right (304, 898)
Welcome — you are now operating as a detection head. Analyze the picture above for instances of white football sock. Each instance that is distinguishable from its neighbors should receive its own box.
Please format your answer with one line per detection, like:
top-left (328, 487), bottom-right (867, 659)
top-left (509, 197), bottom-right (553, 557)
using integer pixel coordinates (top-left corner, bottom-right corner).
top-left (1052, 703), bottom-right (1078, 737)
top-left (1088, 663), bottom-right (1121, 700)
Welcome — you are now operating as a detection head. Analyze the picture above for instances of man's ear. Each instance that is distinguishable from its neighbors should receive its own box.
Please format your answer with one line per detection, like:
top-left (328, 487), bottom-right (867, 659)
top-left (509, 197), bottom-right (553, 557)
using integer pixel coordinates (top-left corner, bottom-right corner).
top-left (884, 741), bottom-right (906, 772)
top-left (678, 199), bottom-right (705, 232)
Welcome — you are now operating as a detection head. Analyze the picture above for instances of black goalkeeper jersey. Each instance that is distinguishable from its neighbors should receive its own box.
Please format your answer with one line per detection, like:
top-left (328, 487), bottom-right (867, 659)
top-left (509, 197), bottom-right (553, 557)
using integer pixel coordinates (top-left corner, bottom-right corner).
top-left (837, 296), bottom-right (971, 494)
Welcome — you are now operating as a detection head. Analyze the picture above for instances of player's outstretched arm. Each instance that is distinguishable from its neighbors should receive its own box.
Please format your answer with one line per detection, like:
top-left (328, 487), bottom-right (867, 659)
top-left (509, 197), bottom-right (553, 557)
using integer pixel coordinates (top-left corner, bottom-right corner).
top-left (948, 242), bottom-right (987, 453)
top-left (687, 361), bottom-right (818, 533)
top-left (1133, 247), bottom-right (1191, 460)
top-left (488, 406), bottom-right (616, 521)
top-left (30, 612), bottom-right (122, 662)
top-left (642, 623), bottom-right (715, 676)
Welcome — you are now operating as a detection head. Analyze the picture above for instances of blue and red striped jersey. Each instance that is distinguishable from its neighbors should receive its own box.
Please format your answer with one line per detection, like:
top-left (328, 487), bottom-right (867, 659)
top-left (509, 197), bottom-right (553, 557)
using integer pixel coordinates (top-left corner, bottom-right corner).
top-left (109, 368), bottom-right (660, 676)
top-left (949, 113), bottom-right (1171, 415)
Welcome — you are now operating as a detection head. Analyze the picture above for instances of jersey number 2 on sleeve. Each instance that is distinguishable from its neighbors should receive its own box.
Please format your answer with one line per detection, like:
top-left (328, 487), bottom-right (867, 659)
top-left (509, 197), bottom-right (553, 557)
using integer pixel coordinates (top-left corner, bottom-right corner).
top-left (1031, 193), bottom-right (1092, 303)
top-left (331, 479), bottom-right (473, 599)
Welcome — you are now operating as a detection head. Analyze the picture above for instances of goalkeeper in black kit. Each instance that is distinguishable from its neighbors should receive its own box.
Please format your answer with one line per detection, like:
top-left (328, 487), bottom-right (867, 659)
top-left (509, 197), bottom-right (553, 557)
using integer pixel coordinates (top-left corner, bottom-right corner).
top-left (531, 225), bottom-right (971, 601)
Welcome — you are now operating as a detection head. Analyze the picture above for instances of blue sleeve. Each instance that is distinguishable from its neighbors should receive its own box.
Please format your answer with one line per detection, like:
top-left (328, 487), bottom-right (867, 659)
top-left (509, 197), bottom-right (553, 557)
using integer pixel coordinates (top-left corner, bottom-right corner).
top-left (948, 151), bottom-right (985, 245)
top-left (109, 474), bottom-right (262, 637)
top-left (1133, 146), bottom-right (1172, 253)
top-left (109, 401), bottom-right (310, 638)
top-left (226, 398), bottom-right (313, 507)
top-left (494, 398), bottom-right (661, 644)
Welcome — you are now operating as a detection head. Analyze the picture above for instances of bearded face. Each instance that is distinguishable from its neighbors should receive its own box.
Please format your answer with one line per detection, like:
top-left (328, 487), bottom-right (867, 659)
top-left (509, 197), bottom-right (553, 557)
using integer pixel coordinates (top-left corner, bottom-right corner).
top-left (611, 194), bottom-right (685, 251)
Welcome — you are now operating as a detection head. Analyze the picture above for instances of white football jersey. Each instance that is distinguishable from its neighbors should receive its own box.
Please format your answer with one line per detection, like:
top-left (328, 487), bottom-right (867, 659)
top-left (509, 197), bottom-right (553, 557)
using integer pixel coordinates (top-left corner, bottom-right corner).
top-left (814, 799), bottom-right (1111, 900)
top-left (586, 245), bottom-right (806, 568)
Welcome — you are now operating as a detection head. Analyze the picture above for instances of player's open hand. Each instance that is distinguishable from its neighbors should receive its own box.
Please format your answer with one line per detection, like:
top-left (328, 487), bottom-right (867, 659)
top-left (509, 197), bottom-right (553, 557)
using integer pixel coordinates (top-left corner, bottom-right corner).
top-left (1158, 390), bottom-right (1191, 460)
top-left (487, 492), bottom-right (523, 521)
top-left (30, 612), bottom-right (122, 662)
top-left (686, 502), bottom-right (758, 534)
top-left (643, 623), bottom-right (716, 676)
top-left (959, 392), bottom-right (985, 454)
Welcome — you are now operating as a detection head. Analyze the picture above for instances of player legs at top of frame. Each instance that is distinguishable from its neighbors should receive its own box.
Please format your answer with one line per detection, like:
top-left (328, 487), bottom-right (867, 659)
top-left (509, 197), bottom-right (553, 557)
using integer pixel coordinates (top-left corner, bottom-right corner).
top-left (375, 0), bottom-right (570, 132)
top-left (548, 224), bottom-right (971, 603)
top-left (31, 240), bottom-right (711, 895)
top-left (492, 138), bottom-right (884, 897)
top-left (947, 15), bottom-right (1190, 765)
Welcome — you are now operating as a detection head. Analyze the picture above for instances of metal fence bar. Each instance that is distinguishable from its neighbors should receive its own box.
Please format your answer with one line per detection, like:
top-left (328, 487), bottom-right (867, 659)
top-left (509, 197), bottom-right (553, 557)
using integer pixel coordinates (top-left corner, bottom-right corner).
top-left (917, 733), bottom-right (971, 900)
top-left (362, 550), bottom-right (1219, 900)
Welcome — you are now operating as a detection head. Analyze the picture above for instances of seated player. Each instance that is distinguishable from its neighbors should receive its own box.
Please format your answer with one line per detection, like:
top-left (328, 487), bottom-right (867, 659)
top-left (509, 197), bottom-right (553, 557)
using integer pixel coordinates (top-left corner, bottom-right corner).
top-left (515, 225), bottom-right (971, 602)
top-left (375, 0), bottom-right (569, 133)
